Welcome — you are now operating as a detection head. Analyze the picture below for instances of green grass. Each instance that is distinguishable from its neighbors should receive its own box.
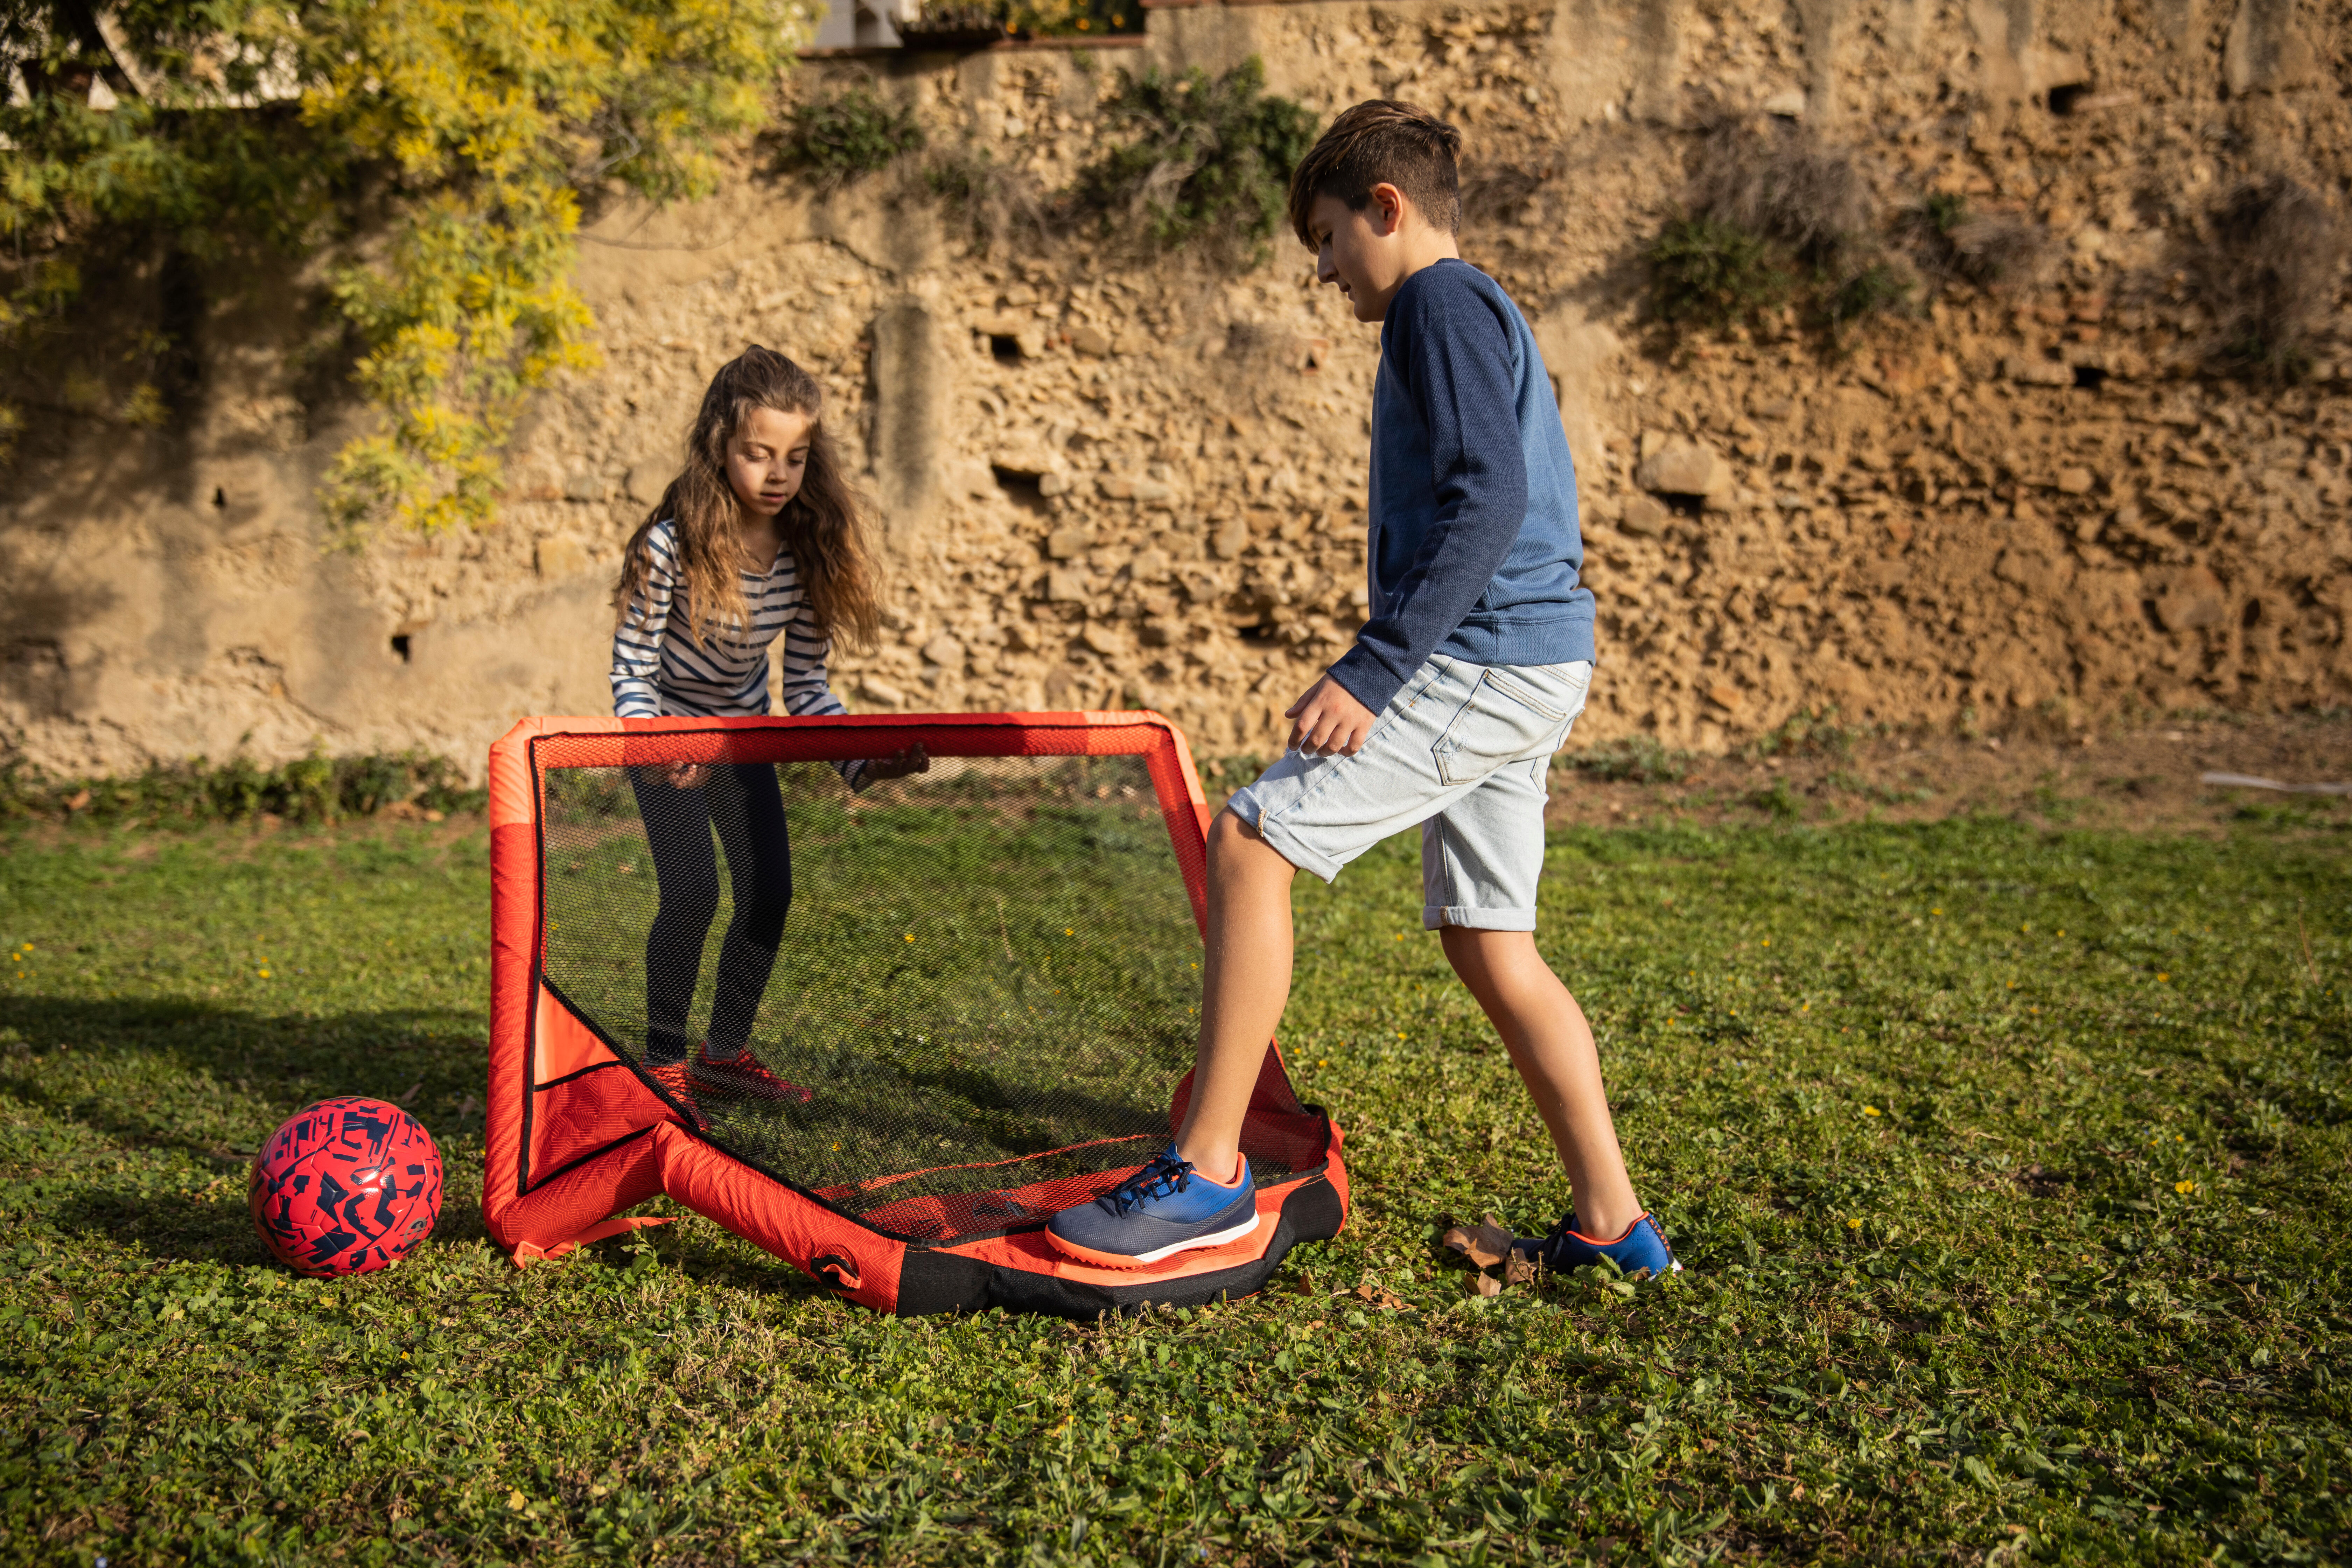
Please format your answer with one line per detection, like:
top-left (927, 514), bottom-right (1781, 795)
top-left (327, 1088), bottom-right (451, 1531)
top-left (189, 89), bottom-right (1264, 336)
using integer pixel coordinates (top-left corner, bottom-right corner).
top-left (2, 814), bottom-right (2348, 1564)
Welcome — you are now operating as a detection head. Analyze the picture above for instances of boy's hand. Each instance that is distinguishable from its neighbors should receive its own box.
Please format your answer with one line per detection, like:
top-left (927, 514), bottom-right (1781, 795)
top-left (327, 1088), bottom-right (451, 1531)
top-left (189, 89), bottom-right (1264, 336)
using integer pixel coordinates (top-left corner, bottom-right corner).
top-left (1286, 676), bottom-right (1377, 757)
top-left (662, 761), bottom-right (709, 789)
top-left (864, 742), bottom-right (930, 782)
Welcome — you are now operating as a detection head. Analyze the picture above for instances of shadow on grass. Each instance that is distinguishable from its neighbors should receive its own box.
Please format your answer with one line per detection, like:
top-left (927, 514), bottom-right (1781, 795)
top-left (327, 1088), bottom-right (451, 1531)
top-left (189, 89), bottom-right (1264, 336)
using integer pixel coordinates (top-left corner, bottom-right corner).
top-left (49, 1185), bottom-right (277, 1265)
top-left (1, 994), bottom-right (497, 1258)
top-left (0, 994), bottom-right (485, 1149)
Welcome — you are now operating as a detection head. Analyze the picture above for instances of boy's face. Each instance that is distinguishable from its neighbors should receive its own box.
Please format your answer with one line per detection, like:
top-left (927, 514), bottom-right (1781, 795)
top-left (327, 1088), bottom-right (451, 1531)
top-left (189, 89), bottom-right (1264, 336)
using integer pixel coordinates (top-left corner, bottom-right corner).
top-left (1308, 185), bottom-right (1416, 323)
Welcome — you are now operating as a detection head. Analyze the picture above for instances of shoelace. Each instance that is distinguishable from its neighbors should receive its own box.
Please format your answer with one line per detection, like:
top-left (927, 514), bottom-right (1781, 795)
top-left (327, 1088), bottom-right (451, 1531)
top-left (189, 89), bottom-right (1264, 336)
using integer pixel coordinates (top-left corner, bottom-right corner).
top-left (1105, 1153), bottom-right (1194, 1215)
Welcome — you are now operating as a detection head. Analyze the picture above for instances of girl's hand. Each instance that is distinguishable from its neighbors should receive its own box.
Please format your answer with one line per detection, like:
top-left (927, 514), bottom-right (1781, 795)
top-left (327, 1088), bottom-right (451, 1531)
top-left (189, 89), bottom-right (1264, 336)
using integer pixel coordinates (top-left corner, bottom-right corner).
top-left (664, 761), bottom-right (709, 789)
top-left (864, 743), bottom-right (930, 782)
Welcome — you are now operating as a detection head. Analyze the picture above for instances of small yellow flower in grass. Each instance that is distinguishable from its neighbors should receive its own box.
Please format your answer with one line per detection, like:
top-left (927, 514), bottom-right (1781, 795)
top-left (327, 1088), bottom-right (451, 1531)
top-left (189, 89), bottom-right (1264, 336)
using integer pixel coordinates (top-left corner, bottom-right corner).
top-left (2175, 1180), bottom-right (2196, 1195)
top-left (2157, 972), bottom-right (2170, 983)
top-left (1931, 908), bottom-right (1942, 916)
top-left (1316, 1058), bottom-right (1329, 1068)
top-left (904, 933), bottom-right (914, 943)
top-left (1862, 1105), bottom-right (1882, 1117)
top-left (1066, 928), bottom-right (1075, 937)
top-left (1846, 1217), bottom-right (1863, 1230)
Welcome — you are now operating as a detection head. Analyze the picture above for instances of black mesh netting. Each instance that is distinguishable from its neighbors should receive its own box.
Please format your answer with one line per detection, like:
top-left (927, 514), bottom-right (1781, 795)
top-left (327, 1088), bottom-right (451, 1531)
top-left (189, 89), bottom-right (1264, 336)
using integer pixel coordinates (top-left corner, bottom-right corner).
top-left (535, 746), bottom-right (1287, 1243)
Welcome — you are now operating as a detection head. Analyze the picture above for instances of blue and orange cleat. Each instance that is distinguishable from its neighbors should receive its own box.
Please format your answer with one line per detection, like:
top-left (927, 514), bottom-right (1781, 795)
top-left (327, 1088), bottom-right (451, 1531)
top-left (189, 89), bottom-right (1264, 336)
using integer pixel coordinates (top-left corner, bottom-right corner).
top-left (1047, 1148), bottom-right (1260, 1269)
top-left (1517, 1211), bottom-right (1681, 1279)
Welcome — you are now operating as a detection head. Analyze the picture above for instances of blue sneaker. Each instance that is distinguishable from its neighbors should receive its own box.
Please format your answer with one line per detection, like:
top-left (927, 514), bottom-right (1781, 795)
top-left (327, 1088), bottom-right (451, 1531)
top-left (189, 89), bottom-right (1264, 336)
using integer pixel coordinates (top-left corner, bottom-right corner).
top-left (1518, 1211), bottom-right (1680, 1279)
top-left (1046, 1147), bottom-right (1260, 1269)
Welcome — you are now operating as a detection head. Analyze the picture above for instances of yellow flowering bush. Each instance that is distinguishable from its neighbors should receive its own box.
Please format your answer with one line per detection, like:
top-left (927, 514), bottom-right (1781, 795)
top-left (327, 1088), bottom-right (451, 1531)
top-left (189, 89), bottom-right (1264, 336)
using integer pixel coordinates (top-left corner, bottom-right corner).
top-left (2, 0), bottom-right (804, 531)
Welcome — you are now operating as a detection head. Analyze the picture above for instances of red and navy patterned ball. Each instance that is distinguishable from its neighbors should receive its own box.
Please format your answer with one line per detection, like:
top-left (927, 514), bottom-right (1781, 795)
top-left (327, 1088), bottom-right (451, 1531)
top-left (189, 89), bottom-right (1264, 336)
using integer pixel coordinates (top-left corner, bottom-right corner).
top-left (249, 1097), bottom-right (443, 1278)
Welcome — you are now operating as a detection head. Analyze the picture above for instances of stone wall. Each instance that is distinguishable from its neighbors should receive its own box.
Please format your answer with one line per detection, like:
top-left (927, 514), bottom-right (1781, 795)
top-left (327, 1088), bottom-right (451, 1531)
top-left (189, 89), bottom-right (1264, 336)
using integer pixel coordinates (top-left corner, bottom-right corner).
top-left (3, 0), bottom-right (2346, 779)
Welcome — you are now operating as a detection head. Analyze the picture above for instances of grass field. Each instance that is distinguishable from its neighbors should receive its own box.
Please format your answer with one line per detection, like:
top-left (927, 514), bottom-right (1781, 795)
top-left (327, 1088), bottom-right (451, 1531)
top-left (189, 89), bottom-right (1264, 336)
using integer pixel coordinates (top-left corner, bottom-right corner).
top-left (1, 807), bottom-right (2347, 1565)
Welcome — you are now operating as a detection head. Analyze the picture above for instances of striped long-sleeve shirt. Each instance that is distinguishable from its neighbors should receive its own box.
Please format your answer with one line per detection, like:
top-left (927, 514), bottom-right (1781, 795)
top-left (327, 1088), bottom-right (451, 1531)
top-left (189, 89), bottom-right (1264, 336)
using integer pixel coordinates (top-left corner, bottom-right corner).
top-left (610, 519), bottom-right (868, 789)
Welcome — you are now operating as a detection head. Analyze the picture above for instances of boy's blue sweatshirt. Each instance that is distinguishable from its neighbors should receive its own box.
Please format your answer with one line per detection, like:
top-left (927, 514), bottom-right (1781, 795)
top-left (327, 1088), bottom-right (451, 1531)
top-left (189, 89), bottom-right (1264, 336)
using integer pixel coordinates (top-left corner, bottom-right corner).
top-left (1328, 258), bottom-right (1595, 716)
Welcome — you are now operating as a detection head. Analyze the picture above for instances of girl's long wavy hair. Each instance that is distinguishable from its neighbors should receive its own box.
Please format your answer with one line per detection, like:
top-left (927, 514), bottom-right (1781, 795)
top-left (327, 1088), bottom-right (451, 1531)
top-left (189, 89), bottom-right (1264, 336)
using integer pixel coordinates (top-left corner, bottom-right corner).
top-left (613, 346), bottom-right (881, 651)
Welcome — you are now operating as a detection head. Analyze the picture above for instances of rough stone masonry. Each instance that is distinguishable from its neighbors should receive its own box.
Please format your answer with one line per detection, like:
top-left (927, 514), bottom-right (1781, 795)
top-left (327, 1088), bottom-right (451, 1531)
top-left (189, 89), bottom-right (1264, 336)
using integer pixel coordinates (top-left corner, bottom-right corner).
top-left (1, 0), bottom-right (2346, 779)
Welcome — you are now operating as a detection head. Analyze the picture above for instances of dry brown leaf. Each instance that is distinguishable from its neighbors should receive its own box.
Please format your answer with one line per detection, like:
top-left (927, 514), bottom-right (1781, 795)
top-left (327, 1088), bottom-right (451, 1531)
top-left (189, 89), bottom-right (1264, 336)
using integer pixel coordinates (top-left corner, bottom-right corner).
top-left (1464, 1218), bottom-right (1514, 1268)
top-left (1504, 1252), bottom-right (1537, 1286)
top-left (1440, 1225), bottom-right (1474, 1256)
top-left (1474, 1272), bottom-right (1503, 1296)
top-left (1354, 1281), bottom-right (1408, 1310)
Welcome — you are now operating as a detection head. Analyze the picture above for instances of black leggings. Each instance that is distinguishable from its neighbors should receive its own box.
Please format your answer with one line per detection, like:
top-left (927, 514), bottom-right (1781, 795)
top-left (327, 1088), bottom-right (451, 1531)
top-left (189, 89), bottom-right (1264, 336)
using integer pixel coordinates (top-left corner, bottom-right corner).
top-left (629, 763), bottom-right (793, 1065)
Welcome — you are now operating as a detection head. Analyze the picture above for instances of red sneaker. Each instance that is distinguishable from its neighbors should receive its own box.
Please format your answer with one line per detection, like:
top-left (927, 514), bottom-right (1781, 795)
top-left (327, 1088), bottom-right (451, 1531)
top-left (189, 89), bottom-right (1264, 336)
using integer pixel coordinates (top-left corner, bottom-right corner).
top-left (690, 1044), bottom-right (813, 1105)
top-left (644, 1061), bottom-right (710, 1132)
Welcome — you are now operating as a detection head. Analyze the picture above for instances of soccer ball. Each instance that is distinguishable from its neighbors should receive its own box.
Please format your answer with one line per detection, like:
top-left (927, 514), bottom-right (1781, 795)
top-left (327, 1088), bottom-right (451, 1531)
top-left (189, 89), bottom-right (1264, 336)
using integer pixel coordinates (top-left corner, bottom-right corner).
top-left (249, 1097), bottom-right (443, 1278)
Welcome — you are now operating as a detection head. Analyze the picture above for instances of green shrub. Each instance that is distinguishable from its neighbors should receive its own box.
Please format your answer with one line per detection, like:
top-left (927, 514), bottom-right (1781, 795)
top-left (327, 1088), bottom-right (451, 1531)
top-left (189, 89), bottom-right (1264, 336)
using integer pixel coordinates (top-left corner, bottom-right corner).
top-left (1648, 216), bottom-right (1788, 330)
top-left (1904, 194), bottom-right (2049, 288)
top-left (1072, 58), bottom-right (1317, 257)
top-left (1749, 709), bottom-right (1857, 761)
top-left (1650, 121), bottom-right (1922, 340)
top-left (780, 86), bottom-right (925, 183)
top-left (2196, 176), bottom-right (2344, 384)
top-left (924, 143), bottom-right (1056, 254)
top-left (1558, 736), bottom-right (1692, 785)
top-left (1821, 260), bottom-right (1914, 335)
top-left (0, 750), bottom-right (484, 828)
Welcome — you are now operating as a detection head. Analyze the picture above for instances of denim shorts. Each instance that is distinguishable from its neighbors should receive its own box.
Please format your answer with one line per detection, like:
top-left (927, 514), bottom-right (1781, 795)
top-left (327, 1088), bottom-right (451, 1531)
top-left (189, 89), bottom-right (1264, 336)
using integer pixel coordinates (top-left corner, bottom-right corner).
top-left (1227, 656), bottom-right (1594, 931)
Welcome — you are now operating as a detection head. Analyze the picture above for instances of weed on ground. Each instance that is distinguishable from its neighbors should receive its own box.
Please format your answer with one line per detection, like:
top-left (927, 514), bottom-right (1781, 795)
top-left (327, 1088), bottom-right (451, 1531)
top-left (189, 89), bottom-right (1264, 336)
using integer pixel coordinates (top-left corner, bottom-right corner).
top-left (0, 814), bottom-right (2346, 1562)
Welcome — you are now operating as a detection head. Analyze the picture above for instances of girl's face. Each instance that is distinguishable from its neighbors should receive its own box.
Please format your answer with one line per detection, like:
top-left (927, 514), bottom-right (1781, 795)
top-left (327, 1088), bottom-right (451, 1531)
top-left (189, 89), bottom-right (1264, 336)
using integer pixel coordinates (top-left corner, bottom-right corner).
top-left (724, 406), bottom-right (816, 519)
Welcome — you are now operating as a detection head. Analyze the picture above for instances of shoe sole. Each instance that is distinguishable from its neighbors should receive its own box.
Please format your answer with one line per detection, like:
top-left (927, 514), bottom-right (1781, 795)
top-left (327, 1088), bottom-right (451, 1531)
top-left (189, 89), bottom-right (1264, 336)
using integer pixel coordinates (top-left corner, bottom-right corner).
top-left (1046, 1212), bottom-right (1262, 1270)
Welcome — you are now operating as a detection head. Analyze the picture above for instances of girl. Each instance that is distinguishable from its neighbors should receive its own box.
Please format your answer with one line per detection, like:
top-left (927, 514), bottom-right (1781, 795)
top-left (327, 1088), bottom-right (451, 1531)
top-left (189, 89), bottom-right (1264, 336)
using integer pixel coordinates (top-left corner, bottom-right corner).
top-left (610, 345), bottom-right (926, 1115)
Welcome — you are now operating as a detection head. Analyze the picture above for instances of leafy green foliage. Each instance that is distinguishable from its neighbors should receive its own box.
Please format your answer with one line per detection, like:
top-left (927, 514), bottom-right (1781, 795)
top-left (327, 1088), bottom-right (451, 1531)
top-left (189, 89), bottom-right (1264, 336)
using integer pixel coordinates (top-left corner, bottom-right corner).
top-left (1821, 260), bottom-right (1914, 333)
top-left (779, 85), bottom-right (925, 184)
top-left (1651, 123), bottom-right (1919, 342)
top-left (2196, 176), bottom-right (2343, 385)
top-left (1, 816), bottom-right (2346, 1561)
top-left (1072, 58), bottom-right (1317, 256)
top-left (0, 750), bottom-right (482, 826)
top-left (1648, 215), bottom-right (1789, 330)
top-left (1, 0), bottom-right (798, 530)
top-left (1904, 193), bottom-right (2049, 290)
top-left (1558, 735), bottom-right (1694, 784)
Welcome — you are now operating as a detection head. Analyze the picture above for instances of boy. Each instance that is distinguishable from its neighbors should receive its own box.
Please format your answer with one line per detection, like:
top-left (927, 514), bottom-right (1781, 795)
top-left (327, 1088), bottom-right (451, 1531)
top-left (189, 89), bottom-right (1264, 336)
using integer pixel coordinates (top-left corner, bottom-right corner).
top-left (1048, 100), bottom-right (1676, 1279)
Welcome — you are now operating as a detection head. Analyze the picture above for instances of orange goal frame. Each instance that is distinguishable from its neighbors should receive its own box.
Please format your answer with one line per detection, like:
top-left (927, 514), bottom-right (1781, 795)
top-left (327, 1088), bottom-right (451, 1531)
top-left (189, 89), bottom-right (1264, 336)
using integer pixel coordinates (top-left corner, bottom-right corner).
top-left (482, 710), bottom-right (1349, 1316)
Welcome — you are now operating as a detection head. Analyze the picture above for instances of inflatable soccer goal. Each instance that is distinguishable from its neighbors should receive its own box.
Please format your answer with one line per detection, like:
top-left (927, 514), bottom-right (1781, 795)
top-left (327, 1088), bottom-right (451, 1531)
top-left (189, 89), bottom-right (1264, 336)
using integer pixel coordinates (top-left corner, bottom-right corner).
top-left (483, 711), bottom-right (1348, 1316)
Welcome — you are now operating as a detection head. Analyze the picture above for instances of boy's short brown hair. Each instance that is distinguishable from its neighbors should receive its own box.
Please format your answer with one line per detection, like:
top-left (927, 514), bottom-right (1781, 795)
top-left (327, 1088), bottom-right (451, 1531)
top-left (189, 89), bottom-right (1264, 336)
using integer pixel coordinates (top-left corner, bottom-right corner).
top-left (1286, 100), bottom-right (1463, 247)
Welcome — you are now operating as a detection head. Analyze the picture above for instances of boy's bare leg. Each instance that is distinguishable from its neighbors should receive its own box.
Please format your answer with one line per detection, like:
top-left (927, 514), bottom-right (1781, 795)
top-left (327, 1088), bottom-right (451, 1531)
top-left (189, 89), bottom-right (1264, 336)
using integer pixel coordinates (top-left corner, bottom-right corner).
top-left (1438, 926), bottom-right (1642, 1238)
top-left (1172, 811), bottom-right (1297, 1180)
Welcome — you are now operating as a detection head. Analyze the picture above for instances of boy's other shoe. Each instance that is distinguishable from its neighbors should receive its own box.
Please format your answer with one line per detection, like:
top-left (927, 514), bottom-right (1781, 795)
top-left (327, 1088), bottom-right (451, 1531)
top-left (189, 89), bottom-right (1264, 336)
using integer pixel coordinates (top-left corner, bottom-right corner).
top-left (1046, 1148), bottom-right (1260, 1269)
top-left (1518, 1211), bottom-right (1680, 1279)
top-left (690, 1042), bottom-right (814, 1105)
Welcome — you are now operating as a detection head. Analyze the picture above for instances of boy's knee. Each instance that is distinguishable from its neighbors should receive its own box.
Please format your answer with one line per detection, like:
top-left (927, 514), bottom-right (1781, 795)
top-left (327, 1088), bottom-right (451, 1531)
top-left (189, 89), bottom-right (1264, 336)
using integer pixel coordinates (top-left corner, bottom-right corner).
top-left (1208, 808), bottom-right (1297, 883)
